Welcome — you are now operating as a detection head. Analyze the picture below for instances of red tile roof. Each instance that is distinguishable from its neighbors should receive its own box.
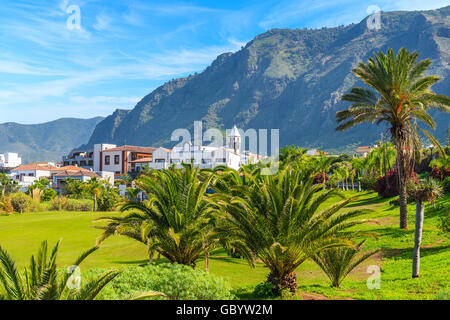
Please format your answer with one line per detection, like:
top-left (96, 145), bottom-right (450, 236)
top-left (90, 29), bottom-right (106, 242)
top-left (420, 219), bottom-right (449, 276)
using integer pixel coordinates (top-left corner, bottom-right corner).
top-left (53, 170), bottom-right (100, 178)
top-left (102, 145), bottom-right (156, 154)
top-left (13, 164), bottom-right (58, 171)
top-left (56, 166), bottom-right (90, 171)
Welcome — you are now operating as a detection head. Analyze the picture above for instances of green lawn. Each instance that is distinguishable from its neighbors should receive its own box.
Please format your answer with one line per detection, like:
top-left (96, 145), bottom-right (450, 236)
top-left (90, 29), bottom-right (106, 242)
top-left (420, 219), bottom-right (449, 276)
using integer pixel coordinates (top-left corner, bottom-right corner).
top-left (0, 191), bottom-right (449, 300)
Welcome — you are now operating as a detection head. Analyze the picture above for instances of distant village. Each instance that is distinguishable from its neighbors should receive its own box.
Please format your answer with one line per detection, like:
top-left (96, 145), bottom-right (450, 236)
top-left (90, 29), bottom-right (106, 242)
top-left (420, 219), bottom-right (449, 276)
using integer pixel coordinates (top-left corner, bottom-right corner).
top-left (0, 125), bottom-right (373, 195)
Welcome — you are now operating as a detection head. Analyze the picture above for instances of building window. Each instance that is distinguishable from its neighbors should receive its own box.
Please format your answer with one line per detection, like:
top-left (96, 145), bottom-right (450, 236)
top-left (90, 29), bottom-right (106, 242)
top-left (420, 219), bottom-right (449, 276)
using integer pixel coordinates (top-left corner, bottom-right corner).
top-left (115, 171), bottom-right (121, 175)
top-left (88, 160), bottom-right (93, 166)
top-left (114, 155), bottom-right (120, 165)
top-left (155, 159), bottom-right (165, 163)
top-left (105, 155), bottom-right (110, 165)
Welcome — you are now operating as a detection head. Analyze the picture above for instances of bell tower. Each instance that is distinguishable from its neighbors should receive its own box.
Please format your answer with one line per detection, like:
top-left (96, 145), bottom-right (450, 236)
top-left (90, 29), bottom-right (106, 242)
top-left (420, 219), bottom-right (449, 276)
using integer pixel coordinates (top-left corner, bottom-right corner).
top-left (228, 125), bottom-right (241, 154)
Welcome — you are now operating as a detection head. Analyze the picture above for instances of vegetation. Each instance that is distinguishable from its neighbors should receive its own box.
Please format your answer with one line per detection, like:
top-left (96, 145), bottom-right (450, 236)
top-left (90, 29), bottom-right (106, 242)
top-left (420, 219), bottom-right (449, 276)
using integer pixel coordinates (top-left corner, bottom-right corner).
top-left (88, 263), bottom-right (234, 300)
top-left (336, 47), bottom-right (450, 230)
top-left (0, 240), bottom-right (118, 300)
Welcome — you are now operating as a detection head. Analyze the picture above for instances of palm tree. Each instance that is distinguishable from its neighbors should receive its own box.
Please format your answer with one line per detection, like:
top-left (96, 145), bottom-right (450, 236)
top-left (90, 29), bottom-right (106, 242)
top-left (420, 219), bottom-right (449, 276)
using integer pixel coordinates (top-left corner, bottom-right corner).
top-left (85, 178), bottom-right (103, 212)
top-left (407, 178), bottom-right (443, 278)
top-left (312, 240), bottom-right (378, 287)
top-left (336, 48), bottom-right (450, 229)
top-left (0, 240), bottom-right (119, 300)
top-left (212, 166), bottom-right (368, 295)
top-left (125, 187), bottom-right (141, 202)
top-left (311, 152), bottom-right (333, 187)
top-left (95, 164), bottom-right (217, 267)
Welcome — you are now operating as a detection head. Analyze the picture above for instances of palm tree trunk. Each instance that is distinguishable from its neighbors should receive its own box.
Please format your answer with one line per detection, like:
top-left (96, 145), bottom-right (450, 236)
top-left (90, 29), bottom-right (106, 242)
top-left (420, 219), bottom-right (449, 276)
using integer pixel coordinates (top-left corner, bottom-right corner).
top-left (204, 247), bottom-right (209, 273)
top-left (395, 140), bottom-right (409, 230)
top-left (412, 201), bottom-right (425, 278)
top-left (93, 193), bottom-right (97, 212)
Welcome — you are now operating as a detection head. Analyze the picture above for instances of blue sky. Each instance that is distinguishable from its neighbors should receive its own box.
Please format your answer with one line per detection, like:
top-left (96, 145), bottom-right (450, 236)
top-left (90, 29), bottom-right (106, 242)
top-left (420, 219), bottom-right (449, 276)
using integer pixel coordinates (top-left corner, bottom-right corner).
top-left (0, 0), bottom-right (448, 124)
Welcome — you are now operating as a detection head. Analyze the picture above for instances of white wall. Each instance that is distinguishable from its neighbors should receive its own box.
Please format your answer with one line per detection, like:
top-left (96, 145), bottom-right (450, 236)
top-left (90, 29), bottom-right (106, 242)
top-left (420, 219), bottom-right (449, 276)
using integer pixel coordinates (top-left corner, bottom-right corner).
top-left (93, 144), bottom-right (116, 172)
top-left (0, 152), bottom-right (22, 168)
top-left (101, 150), bottom-right (123, 173)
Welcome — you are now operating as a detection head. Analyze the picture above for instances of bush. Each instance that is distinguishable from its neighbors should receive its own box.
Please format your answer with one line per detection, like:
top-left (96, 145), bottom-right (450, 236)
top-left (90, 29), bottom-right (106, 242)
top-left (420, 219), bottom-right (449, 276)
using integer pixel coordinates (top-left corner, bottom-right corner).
top-left (41, 188), bottom-right (57, 202)
top-left (313, 172), bottom-right (329, 185)
top-left (28, 200), bottom-right (43, 212)
top-left (437, 203), bottom-right (450, 235)
top-left (253, 282), bottom-right (276, 298)
top-left (360, 176), bottom-right (376, 191)
top-left (430, 167), bottom-right (450, 181)
top-left (10, 192), bottom-right (32, 213)
top-left (88, 263), bottom-right (234, 300)
top-left (97, 190), bottom-right (120, 211)
top-left (66, 199), bottom-right (92, 212)
top-left (50, 197), bottom-right (69, 211)
top-left (0, 195), bottom-right (14, 214)
top-left (443, 177), bottom-right (450, 194)
top-left (375, 169), bottom-right (418, 198)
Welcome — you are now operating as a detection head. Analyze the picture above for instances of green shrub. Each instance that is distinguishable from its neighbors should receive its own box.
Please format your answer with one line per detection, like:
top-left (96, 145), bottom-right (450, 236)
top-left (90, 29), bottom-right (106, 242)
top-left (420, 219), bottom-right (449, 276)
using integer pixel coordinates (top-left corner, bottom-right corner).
top-left (41, 188), bottom-right (57, 202)
top-left (10, 192), bottom-right (32, 213)
top-left (253, 281), bottom-right (276, 298)
top-left (97, 190), bottom-right (120, 211)
top-left (437, 203), bottom-right (450, 235)
top-left (87, 263), bottom-right (234, 300)
top-left (28, 200), bottom-right (43, 212)
top-left (66, 199), bottom-right (93, 212)
top-left (50, 197), bottom-right (69, 211)
top-left (360, 176), bottom-right (376, 191)
top-left (443, 177), bottom-right (450, 194)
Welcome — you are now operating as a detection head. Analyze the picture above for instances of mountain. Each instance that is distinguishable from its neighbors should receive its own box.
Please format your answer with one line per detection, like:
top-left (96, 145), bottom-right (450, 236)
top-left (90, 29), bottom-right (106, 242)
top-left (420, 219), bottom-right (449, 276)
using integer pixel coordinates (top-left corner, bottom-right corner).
top-left (0, 117), bottom-right (104, 163)
top-left (85, 6), bottom-right (450, 153)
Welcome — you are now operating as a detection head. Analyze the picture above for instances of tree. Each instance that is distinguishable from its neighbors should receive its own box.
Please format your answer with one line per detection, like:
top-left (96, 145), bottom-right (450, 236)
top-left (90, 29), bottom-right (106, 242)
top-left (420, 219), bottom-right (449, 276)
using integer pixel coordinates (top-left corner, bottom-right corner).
top-left (85, 178), bottom-right (103, 212)
top-left (0, 240), bottom-right (119, 300)
top-left (312, 240), bottom-right (378, 287)
top-left (336, 48), bottom-right (450, 229)
top-left (213, 166), bottom-right (368, 295)
top-left (95, 164), bottom-right (217, 267)
top-left (407, 179), bottom-right (443, 278)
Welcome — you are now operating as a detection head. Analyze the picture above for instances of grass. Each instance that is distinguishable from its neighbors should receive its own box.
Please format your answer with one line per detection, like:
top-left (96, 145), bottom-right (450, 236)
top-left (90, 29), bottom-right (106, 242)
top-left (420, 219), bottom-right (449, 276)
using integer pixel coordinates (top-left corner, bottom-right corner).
top-left (0, 191), bottom-right (449, 300)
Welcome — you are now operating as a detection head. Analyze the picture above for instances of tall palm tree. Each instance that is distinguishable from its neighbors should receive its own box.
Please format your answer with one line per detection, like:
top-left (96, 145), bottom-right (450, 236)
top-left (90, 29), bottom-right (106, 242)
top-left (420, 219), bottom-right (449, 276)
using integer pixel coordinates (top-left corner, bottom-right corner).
top-left (95, 164), bottom-right (217, 268)
top-left (407, 178), bottom-right (443, 278)
top-left (0, 240), bottom-right (118, 300)
top-left (212, 166), bottom-right (368, 295)
top-left (336, 47), bottom-right (450, 229)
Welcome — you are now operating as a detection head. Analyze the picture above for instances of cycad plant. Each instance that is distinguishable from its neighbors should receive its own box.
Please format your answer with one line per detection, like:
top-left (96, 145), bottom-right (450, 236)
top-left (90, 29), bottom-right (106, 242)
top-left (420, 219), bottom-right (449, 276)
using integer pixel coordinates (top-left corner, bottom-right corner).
top-left (95, 164), bottom-right (217, 267)
top-left (312, 240), bottom-right (378, 288)
top-left (0, 240), bottom-right (119, 300)
top-left (213, 166), bottom-right (368, 295)
top-left (336, 47), bottom-right (450, 229)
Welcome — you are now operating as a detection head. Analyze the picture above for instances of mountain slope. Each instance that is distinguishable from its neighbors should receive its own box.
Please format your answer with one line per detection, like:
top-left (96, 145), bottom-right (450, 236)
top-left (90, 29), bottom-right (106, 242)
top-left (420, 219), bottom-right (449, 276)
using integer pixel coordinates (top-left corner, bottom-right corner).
top-left (0, 117), bottom-right (104, 163)
top-left (85, 6), bottom-right (450, 152)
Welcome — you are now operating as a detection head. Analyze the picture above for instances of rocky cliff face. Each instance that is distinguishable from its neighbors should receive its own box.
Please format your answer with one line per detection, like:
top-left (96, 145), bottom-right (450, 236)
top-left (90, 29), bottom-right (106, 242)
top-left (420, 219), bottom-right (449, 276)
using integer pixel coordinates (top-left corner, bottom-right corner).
top-left (85, 6), bottom-right (450, 152)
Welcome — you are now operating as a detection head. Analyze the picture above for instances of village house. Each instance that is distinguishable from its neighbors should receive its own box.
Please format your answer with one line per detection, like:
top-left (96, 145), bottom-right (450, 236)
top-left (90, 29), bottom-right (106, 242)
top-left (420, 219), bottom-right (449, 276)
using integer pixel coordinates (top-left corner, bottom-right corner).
top-left (356, 146), bottom-right (372, 158)
top-left (0, 152), bottom-right (22, 171)
top-left (93, 144), bottom-right (156, 175)
top-left (62, 149), bottom-right (94, 169)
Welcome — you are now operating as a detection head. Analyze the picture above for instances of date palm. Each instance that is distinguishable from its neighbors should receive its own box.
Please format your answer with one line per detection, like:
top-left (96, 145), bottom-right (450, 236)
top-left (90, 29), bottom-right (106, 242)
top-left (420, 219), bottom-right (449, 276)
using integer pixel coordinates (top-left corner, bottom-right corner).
top-left (212, 166), bottom-right (368, 295)
top-left (95, 164), bottom-right (217, 267)
top-left (0, 240), bottom-right (119, 300)
top-left (336, 47), bottom-right (450, 229)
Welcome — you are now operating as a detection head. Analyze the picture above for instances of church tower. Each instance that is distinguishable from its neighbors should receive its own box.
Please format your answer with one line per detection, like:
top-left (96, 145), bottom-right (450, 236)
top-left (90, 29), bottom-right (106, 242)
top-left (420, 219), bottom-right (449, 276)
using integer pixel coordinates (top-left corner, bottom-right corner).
top-left (228, 125), bottom-right (241, 154)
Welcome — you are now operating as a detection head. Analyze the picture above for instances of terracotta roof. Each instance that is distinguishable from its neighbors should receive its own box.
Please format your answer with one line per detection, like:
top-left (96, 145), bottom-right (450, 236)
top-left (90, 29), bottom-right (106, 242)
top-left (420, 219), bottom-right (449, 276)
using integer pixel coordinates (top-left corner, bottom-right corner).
top-left (56, 165), bottom-right (90, 171)
top-left (131, 157), bottom-right (153, 163)
top-left (357, 146), bottom-right (371, 149)
top-left (12, 164), bottom-right (58, 171)
top-left (101, 145), bottom-right (156, 154)
top-left (53, 170), bottom-right (100, 178)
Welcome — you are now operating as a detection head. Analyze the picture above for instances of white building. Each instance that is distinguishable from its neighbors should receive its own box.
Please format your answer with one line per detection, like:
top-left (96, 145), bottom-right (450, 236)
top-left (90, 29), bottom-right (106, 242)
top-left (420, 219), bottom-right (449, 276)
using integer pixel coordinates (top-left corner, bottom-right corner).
top-left (0, 152), bottom-right (22, 169)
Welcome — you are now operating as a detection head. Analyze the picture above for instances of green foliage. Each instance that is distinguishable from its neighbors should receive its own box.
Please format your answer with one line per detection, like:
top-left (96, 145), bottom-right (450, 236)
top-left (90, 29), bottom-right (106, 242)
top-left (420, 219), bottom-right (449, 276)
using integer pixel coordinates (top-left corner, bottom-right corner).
top-left (96, 189), bottom-right (120, 211)
top-left (10, 192), bottom-right (32, 213)
top-left (212, 165), bottom-right (368, 294)
top-left (253, 281), bottom-right (276, 298)
top-left (89, 263), bottom-right (234, 300)
top-left (312, 241), bottom-right (378, 287)
top-left (0, 240), bottom-right (119, 300)
top-left (360, 176), bottom-right (377, 191)
top-left (50, 197), bottom-right (92, 212)
top-left (444, 177), bottom-right (450, 194)
top-left (96, 164), bottom-right (216, 265)
top-left (41, 188), bottom-right (57, 202)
